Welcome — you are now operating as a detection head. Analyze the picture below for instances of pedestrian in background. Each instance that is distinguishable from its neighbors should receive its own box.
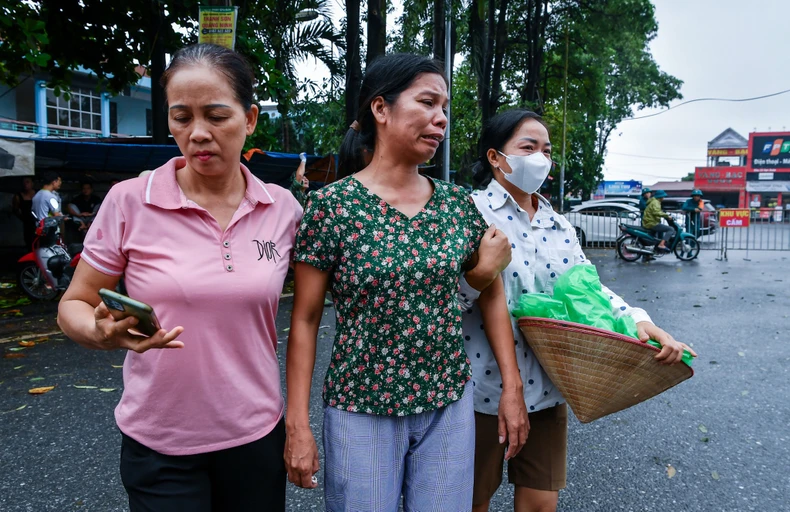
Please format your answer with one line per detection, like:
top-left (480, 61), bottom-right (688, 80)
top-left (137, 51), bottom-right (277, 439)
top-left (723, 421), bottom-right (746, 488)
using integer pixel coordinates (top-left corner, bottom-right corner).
top-left (462, 108), bottom-right (696, 512)
top-left (31, 171), bottom-right (62, 220)
top-left (58, 43), bottom-right (301, 512)
top-left (682, 189), bottom-right (704, 237)
top-left (11, 176), bottom-right (36, 248)
top-left (285, 53), bottom-right (527, 512)
top-left (289, 151), bottom-right (310, 207)
top-left (639, 187), bottom-right (652, 211)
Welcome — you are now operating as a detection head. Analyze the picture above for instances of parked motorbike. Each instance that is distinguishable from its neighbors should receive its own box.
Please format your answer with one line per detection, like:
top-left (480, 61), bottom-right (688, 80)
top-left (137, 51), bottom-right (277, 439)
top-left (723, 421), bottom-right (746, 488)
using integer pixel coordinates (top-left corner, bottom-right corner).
top-left (616, 218), bottom-right (700, 262)
top-left (17, 215), bottom-right (84, 300)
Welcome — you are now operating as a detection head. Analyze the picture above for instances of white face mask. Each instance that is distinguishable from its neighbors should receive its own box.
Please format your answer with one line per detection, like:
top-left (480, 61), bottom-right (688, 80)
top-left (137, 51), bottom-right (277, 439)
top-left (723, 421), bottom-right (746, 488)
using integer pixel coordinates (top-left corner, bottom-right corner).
top-left (497, 151), bottom-right (552, 194)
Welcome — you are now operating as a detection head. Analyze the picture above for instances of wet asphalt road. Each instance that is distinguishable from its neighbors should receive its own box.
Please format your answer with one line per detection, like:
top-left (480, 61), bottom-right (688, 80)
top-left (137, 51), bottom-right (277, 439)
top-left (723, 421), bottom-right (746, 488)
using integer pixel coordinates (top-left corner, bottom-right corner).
top-left (1, 249), bottom-right (788, 512)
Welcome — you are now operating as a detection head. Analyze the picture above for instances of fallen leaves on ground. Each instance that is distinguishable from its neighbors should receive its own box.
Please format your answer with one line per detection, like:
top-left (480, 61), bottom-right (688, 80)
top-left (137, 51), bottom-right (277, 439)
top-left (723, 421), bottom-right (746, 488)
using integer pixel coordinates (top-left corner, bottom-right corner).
top-left (28, 386), bottom-right (55, 395)
top-left (18, 341), bottom-right (36, 347)
top-left (1, 309), bottom-right (23, 317)
top-left (711, 471), bottom-right (720, 480)
top-left (111, 364), bottom-right (123, 369)
top-left (0, 297), bottom-right (31, 308)
top-left (4, 353), bottom-right (26, 359)
top-left (666, 465), bottom-right (676, 478)
top-left (72, 385), bottom-right (97, 389)
top-left (99, 388), bottom-right (117, 392)
top-left (699, 424), bottom-right (708, 433)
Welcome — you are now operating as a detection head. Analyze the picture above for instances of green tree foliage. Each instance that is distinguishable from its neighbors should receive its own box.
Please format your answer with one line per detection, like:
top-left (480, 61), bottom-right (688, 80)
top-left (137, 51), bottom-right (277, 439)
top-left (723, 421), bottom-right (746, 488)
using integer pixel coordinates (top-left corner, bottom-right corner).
top-left (396, 0), bottom-right (682, 199)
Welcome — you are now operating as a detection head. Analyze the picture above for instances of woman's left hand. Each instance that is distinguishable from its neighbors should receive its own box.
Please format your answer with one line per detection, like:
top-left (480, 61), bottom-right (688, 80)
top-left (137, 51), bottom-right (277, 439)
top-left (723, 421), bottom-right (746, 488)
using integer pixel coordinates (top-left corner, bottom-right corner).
top-left (636, 321), bottom-right (698, 365)
top-left (497, 385), bottom-right (529, 460)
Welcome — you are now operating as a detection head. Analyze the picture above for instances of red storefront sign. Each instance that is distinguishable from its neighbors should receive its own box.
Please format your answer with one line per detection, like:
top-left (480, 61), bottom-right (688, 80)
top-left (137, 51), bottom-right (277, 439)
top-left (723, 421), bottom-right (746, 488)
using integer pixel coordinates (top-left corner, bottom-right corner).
top-left (694, 166), bottom-right (746, 192)
top-left (707, 148), bottom-right (748, 156)
top-left (718, 209), bottom-right (750, 228)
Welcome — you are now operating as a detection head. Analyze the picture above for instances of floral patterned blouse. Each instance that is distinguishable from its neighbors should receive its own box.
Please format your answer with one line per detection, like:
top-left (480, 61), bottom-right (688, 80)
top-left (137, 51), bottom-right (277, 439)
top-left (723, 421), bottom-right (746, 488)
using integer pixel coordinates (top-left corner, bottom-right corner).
top-left (294, 176), bottom-right (487, 416)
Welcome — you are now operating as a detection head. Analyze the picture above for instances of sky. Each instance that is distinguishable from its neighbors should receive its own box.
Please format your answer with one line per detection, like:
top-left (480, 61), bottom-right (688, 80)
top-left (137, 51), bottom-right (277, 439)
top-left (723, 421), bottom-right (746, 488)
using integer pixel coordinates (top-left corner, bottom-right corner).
top-left (295, 0), bottom-right (790, 187)
top-left (603, 0), bottom-right (790, 186)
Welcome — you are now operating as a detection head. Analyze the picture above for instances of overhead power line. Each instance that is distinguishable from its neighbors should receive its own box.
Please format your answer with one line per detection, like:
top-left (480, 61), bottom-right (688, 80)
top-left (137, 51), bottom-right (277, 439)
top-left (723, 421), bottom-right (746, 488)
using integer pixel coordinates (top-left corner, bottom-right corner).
top-left (623, 87), bottom-right (790, 121)
top-left (608, 151), bottom-right (704, 162)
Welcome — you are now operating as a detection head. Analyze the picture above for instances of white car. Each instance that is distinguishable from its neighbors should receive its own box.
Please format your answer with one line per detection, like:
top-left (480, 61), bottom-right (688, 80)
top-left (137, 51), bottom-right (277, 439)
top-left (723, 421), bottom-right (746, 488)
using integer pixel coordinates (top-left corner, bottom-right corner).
top-left (565, 202), bottom-right (642, 245)
top-left (580, 197), bottom-right (641, 207)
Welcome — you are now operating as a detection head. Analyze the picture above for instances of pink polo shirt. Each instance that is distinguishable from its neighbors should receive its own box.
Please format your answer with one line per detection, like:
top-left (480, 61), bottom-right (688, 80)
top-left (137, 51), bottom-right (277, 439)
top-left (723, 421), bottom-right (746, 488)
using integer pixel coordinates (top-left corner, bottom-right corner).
top-left (81, 157), bottom-right (302, 455)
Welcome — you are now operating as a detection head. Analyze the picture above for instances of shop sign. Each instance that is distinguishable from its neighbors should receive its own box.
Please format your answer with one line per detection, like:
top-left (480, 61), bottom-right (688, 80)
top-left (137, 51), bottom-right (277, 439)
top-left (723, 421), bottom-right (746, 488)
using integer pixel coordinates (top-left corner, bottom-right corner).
top-left (694, 167), bottom-right (746, 190)
top-left (749, 132), bottom-right (790, 170)
top-left (718, 209), bottom-right (750, 228)
top-left (198, 6), bottom-right (239, 50)
top-left (707, 148), bottom-right (747, 156)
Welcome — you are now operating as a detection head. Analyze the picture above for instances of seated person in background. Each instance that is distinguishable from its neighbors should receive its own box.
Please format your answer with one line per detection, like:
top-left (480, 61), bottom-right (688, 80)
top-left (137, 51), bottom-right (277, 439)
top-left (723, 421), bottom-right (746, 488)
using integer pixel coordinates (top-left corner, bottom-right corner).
top-left (67, 181), bottom-right (102, 239)
top-left (642, 189), bottom-right (674, 251)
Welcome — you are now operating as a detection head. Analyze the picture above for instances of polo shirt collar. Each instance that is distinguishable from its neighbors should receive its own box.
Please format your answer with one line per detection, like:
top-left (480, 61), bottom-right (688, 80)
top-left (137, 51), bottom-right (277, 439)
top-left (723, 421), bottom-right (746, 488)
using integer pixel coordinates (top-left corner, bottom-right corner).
top-left (143, 157), bottom-right (276, 210)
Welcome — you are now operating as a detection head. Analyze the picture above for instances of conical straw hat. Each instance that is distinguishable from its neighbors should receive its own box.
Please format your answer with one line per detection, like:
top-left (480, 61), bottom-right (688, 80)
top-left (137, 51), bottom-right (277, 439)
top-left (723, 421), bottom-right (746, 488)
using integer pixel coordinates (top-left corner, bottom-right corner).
top-left (518, 317), bottom-right (693, 423)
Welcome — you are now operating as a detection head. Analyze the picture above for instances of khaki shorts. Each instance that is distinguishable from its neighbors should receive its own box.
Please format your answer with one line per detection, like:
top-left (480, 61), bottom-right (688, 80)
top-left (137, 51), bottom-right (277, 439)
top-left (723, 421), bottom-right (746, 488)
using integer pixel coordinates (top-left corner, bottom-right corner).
top-left (472, 404), bottom-right (568, 505)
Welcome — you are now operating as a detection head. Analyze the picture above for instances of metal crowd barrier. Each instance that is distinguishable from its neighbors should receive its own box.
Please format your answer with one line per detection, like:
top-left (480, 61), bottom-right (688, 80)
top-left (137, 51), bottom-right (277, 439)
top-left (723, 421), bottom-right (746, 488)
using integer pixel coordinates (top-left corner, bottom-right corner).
top-left (707, 208), bottom-right (790, 259)
top-left (561, 207), bottom-right (789, 256)
top-left (560, 210), bottom-right (642, 249)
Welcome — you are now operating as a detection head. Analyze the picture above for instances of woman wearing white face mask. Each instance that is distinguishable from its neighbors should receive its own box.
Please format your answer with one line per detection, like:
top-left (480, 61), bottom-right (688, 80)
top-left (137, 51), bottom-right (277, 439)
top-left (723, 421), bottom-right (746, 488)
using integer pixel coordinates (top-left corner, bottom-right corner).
top-left (458, 109), bottom-right (693, 512)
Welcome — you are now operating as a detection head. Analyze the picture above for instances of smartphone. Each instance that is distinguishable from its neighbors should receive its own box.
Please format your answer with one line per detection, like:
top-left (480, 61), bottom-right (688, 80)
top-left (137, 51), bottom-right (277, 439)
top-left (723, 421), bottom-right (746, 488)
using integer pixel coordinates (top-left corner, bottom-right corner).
top-left (98, 288), bottom-right (162, 337)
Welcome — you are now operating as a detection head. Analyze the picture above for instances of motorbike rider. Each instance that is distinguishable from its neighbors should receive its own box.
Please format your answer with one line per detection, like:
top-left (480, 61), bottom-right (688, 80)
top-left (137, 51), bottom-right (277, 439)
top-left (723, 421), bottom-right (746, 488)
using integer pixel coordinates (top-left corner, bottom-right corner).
top-left (642, 189), bottom-right (674, 252)
top-left (682, 189), bottom-right (704, 236)
top-left (638, 187), bottom-right (652, 212)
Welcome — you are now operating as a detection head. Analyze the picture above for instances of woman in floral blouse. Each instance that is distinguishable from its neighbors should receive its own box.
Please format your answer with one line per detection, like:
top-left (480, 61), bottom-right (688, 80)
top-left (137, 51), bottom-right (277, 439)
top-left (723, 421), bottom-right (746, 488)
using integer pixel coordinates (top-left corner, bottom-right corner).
top-left (459, 109), bottom-right (697, 512)
top-left (284, 54), bottom-right (527, 511)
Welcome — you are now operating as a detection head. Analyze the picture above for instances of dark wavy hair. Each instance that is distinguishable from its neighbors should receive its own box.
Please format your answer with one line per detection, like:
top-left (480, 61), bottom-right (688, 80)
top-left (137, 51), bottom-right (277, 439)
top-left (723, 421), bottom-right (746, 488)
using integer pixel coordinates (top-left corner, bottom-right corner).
top-left (338, 53), bottom-right (447, 178)
top-left (471, 109), bottom-right (549, 188)
top-left (161, 43), bottom-right (255, 111)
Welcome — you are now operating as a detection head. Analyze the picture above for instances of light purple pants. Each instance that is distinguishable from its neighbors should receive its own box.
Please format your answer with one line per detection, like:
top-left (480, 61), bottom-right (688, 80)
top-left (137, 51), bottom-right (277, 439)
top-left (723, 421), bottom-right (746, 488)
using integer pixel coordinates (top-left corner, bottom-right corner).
top-left (322, 382), bottom-right (475, 512)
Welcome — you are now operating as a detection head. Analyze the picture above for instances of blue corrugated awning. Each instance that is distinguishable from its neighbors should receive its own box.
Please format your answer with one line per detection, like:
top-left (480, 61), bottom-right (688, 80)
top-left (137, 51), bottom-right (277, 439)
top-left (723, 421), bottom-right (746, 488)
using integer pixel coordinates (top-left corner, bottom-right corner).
top-left (35, 139), bottom-right (182, 173)
top-left (28, 137), bottom-right (335, 187)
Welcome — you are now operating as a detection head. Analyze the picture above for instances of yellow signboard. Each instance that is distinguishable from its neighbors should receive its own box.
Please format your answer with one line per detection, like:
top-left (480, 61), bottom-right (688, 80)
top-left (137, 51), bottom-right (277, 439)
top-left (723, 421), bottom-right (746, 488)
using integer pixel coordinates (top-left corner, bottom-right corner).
top-left (198, 6), bottom-right (239, 50)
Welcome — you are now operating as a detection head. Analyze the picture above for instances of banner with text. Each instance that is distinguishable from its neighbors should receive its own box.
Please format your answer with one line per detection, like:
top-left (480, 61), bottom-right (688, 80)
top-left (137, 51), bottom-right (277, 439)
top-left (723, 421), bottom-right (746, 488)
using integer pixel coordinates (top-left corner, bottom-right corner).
top-left (718, 209), bottom-right (750, 228)
top-left (198, 6), bottom-right (239, 50)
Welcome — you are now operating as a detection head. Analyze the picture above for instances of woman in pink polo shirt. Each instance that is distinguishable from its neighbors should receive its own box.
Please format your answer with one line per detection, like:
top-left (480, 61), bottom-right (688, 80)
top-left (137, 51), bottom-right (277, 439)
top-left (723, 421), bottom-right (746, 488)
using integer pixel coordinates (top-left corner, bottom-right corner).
top-left (58, 44), bottom-right (301, 511)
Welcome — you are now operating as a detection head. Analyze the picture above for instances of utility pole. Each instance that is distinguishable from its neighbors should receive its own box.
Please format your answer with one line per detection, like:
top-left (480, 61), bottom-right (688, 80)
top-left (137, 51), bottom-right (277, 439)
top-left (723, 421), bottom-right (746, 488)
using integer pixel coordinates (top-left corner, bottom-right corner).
top-left (442, 3), bottom-right (452, 182)
top-left (559, 23), bottom-right (569, 212)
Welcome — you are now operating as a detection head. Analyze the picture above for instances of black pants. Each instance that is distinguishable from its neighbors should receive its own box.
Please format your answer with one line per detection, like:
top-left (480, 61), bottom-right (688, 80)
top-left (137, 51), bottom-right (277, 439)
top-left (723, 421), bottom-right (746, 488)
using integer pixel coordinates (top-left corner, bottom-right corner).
top-left (120, 418), bottom-right (286, 512)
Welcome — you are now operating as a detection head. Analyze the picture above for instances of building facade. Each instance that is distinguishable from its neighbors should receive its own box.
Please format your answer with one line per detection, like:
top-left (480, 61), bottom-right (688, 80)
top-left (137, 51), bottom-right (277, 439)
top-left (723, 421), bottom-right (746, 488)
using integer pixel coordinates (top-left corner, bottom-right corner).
top-left (0, 67), bottom-right (152, 140)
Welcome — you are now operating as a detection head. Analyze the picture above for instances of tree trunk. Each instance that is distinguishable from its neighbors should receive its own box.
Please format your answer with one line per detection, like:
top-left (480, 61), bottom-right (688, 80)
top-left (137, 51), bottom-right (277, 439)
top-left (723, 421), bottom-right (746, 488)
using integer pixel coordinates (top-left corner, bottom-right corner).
top-left (150, 0), bottom-right (167, 144)
top-left (432, 0), bottom-right (446, 63)
top-left (523, 0), bottom-right (549, 112)
top-left (366, 0), bottom-right (386, 65)
top-left (345, 0), bottom-right (362, 127)
top-left (428, 0), bottom-right (447, 181)
top-left (489, 0), bottom-right (510, 117)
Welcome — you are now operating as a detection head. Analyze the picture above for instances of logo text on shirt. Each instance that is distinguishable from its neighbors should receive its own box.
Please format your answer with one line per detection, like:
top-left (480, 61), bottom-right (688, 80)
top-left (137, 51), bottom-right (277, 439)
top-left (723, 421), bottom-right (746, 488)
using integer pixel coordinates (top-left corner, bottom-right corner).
top-left (254, 239), bottom-right (280, 263)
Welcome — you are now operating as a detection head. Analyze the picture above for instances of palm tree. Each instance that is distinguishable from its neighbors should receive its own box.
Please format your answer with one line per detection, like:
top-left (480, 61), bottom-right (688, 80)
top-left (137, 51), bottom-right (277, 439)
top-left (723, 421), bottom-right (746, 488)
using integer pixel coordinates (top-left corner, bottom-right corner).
top-left (248, 0), bottom-right (343, 151)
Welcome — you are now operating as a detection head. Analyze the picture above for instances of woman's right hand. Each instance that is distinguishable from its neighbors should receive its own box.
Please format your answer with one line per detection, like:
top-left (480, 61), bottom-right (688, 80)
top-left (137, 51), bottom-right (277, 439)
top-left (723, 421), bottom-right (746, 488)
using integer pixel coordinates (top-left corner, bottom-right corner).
top-left (476, 223), bottom-right (512, 275)
top-left (93, 302), bottom-right (184, 352)
top-left (284, 424), bottom-right (320, 489)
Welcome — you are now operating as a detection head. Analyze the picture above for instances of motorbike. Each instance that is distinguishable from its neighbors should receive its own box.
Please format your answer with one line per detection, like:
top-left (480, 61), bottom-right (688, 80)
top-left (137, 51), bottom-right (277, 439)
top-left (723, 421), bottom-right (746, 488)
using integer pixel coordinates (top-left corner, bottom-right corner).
top-left (616, 217), bottom-right (700, 262)
top-left (17, 215), bottom-right (85, 300)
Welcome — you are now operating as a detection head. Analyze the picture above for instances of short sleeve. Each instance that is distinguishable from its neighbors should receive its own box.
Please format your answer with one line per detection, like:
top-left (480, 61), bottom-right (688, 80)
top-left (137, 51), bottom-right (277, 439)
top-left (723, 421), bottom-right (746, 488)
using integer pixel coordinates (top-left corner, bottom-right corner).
top-left (80, 190), bottom-right (127, 276)
top-left (462, 192), bottom-right (488, 259)
top-left (293, 191), bottom-right (339, 272)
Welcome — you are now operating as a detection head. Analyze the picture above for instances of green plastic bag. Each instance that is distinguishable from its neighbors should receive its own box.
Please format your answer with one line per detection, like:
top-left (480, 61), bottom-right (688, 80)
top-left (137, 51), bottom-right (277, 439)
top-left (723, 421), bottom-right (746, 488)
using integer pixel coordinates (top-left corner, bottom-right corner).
top-left (552, 266), bottom-right (617, 332)
top-left (511, 293), bottom-right (569, 321)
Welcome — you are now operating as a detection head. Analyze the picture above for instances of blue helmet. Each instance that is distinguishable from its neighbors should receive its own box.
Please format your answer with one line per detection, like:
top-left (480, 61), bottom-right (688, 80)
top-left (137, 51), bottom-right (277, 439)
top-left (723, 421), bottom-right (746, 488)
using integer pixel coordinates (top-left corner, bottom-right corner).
top-left (691, 189), bottom-right (703, 197)
top-left (641, 187), bottom-right (652, 196)
top-left (653, 190), bottom-right (667, 199)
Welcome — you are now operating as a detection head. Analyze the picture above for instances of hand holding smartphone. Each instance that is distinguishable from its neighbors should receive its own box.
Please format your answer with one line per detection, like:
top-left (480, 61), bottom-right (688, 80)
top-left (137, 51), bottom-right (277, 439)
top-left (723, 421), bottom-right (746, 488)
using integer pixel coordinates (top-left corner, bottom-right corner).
top-left (98, 288), bottom-right (162, 337)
